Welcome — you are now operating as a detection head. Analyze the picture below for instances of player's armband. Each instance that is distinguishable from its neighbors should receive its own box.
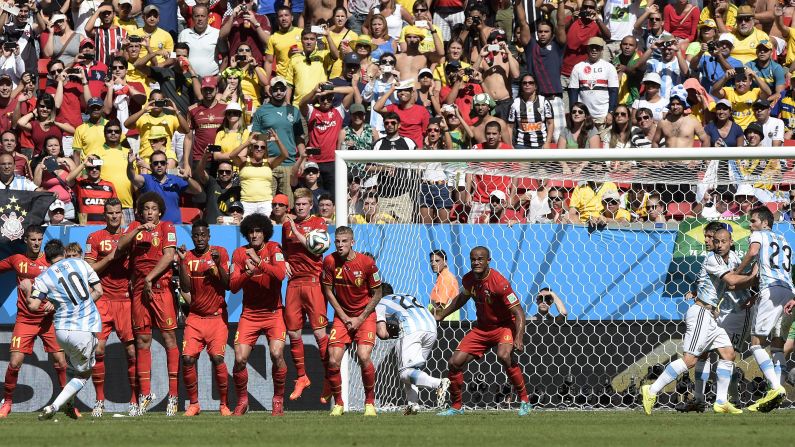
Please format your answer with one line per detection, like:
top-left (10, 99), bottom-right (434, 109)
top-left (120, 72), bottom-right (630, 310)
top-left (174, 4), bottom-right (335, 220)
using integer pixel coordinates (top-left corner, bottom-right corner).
top-left (31, 289), bottom-right (45, 300)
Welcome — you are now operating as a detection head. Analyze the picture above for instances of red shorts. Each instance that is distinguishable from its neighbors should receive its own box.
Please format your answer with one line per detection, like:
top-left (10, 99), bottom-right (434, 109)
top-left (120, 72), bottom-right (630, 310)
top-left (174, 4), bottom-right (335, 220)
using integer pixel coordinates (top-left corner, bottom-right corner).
top-left (10, 319), bottom-right (61, 354)
top-left (235, 310), bottom-right (286, 346)
top-left (183, 314), bottom-right (228, 358)
top-left (284, 278), bottom-right (328, 331)
top-left (329, 314), bottom-right (377, 347)
top-left (97, 299), bottom-right (134, 343)
top-left (132, 278), bottom-right (177, 334)
top-left (456, 326), bottom-right (514, 358)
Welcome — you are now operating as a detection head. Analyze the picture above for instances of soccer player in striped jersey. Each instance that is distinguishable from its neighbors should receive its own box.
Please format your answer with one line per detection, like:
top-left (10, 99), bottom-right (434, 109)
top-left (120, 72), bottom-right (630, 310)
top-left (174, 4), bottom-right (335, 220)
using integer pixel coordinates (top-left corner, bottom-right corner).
top-left (85, 199), bottom-right (138, 417)
top-left (435, 247), bottom-right (531, 416)
top-left (643, 227), bottom-right (754, 415)
top-left (375, 283), bottom-right (449, 415)
top-left (25, 240), bottom-right (104, 421)
top-left (736, 206), bottom-right (795, 412)
top-left (177, 221), bottom-right (232, 416)
top-left (0, 225), bottom-right (70, 418)
top-left (281, 188), bottom-right (330, 402)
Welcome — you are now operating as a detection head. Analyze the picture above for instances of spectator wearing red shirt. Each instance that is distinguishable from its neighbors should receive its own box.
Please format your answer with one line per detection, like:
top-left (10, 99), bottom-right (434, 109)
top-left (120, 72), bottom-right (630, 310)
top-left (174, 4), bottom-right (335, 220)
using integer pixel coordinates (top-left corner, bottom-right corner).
top-left (561, 0), bottom-right (610, 111)
top-left (0, 131), bottom-right (32, 178)
top-left (0, 74), bottom-right (15, 132)
top-left (467, 121), bottom-right (515, 222)
top-left (475, 190), bottom-right (527, 225)
top-left (44, 60), bottom-right (91, 157)
top-left (67, 154), bottom-right (117, 225)
top-left (374, 82), bottom-right (431, 148)
top-left (220, 0), bottom-right (272, 65)
top-left (186, 77), bottom-right (226, 169)
top-left (300, 82), bottom-right (354, 196)
top-left (440, 60), bottom-right (483, 126)
top-left (664, 0), bottom-right (699, 50)
top-left (74, 39), bottom-right (109, 99)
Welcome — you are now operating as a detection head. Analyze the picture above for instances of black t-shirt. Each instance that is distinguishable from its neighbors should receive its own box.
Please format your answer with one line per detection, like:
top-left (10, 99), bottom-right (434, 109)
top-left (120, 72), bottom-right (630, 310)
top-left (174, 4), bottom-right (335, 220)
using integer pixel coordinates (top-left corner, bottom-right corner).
top-left (204, 178), bottom-right (240, 223)
top-left (148, 66), bottom-right (193, 116)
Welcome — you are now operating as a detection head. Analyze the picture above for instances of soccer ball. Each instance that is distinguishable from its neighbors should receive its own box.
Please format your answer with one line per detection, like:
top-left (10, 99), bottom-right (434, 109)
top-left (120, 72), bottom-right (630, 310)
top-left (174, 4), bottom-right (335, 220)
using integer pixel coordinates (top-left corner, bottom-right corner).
top-left (305, 229), bottom-right (331, 255)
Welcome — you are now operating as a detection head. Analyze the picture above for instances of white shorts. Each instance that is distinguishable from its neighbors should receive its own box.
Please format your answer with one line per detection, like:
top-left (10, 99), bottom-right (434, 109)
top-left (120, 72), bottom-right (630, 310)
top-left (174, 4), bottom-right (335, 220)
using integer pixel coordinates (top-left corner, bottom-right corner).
top-left (753, 286), bottom-right (795, 337)
top-left (717, 307), bottom-right (755, 351)
top-left (682, 304), bottom-right (732, 356)
top-left (397, 330), bottom-right (436, 370)
top-left (771, 311), bottom-right (795, 339)
top-left (55, 329), bottom-right (98, 374)
top-left (241, 200), bottom-right (272, 218)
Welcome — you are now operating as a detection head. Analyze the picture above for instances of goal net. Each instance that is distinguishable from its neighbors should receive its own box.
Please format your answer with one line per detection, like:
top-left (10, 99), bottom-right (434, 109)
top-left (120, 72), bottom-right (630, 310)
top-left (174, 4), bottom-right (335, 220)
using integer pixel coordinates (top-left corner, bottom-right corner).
top-left (334, 148), bottom-right (795, 412)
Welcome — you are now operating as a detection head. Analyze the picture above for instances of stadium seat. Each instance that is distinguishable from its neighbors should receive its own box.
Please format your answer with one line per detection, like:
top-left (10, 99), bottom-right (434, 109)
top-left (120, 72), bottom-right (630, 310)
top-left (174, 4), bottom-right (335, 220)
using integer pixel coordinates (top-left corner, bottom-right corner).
top-left (765, 202), bottom-right (784, 215)
top-left (37, 58), bottom-right (50, 90)
top-left (784, 140), bottom-right (795, 146)
top-left (181, 207), bottom-right (202, 223)
top-left (667, 202), bottom-right (692, 220)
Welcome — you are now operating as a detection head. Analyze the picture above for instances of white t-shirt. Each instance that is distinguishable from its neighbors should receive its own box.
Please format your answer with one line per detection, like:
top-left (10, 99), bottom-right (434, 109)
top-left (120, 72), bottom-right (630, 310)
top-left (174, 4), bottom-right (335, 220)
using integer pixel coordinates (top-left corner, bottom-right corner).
top-left (178, 27), bottom-right (221, 77)
top-left (631, 97), bottom-right (669, 122)
top-left (603, 0), bottom-right (641, 42)
top-left (761, 117), bottom-right (785, 147)
top-left (524, 190), bottom-right (552, 223)
top-left (569, 59), bottom-right (619, 119)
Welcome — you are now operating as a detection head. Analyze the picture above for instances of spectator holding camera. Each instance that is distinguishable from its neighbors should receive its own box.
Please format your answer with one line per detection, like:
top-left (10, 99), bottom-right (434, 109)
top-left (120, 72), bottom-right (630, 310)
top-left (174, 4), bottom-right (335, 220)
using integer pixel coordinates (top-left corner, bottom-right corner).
top-left (439, 61), bottom-right (483, 127)
top-left (1, 2), bottom-right (43, 74)
top-left (532, 288), bottom-right (568, 322)
top-left (43, 14), bottom-right (80, 67)
top-left (712, 67), bottom-right (771, 130)
top-left (286, 27), bottom-right (340, 107)
top-left (360, 52), bottom-right (399, 132)
top-left (374, 81), bottom-right (431, 148)
top-left (0, 37), bottom-right (25, 87)
top-left (561, 0), bottom-right (610, 105)
top-left (216, 201), bottom-right (245, 225)
top-left (221, 0), bottom-right (272, 65)
top-left (33, 136), bottom-right (76, 219)
top-left (690, 31), bottom-right (743, 94)
top-left (636, 35), bottom-right (688, 100)
top-left (128, 6), bottom-right (174, 64)
top-left (475, 28), bottom-right (519, 122)
top-left (229, 44), bottom-right (269, 114)
top-left (15, 93), bottom-right (75, 160)
top-left (66, 155), bottom-right (117, 225)
top-left (124, 90), bottom-right (189, 169)
top-left (301, 82), bottom-right (352, 194)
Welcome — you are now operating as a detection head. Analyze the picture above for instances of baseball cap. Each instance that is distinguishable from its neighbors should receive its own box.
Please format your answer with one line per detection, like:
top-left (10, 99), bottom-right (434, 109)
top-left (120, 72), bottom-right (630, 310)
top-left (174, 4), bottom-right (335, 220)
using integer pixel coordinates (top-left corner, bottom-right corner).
top-left (118, 0), bottom-right (133, 5)
top-left (350, 103), bottom-right (366, 114)
top-left (51, 14), bottom-right (67, 24)
top-left (699, 19), bottom-right (717, 29)
top-left (404, 26), bottom-right (425, 37)
top-left (737, 5), bottom-right (754, 16)
top-left (418, 68), bottom-right (433, 78)
top-left (225, 101), bottom-right (243, 112)
top-left (148, 127), bottom-right (169, 140)
top-left (349, 36), bottom-right (377, 50)
top-left (201, 76), bottom-right (218, 89)
top-left (473, 93), bottom-right (495, 107)
top-left (744, 122), bottom-right (764, 136)
top-left (395, 80), bottom-right (414, 90)
top-left (715, 99), bottom-right (732, 109)
top-left (343, 52), bottom-right (361, 65)
top-left (489, 190), bottom-right (507, 201)
top-left (602, 190), bottom-right (621, 202)
top-left (642, 72), bottom-right (662, 85)
top-left (488, 28), bottom-right (507, 42)
top-left (229, 201), bottom-right (244, 212)
top-left (757, 39), bottom-right (774, 50)
top-left (87, 97), bottom-right (104, 108)
top-left (80, 38), bottom-right (95, 49)
top-left (49, 199), bottom-right (66, 212)
top-left (304, 161), bottom-right (320, 172)
top-left (718, 33), bottom-right (735, 46)
top-left (657, 33), bottom-right (675, 43)
top-left (143, 5), bottom-right (159, 14)
top-left (272, 194), bottom-right (289, 206)
top-left (587, 36), bottom-right (606, 47)
top-left (270, 76), bottom-right (288, 87)
top-left (753, 99), bottom-right (771, 108)
top-left (735, 184), bottom-right (756, 197)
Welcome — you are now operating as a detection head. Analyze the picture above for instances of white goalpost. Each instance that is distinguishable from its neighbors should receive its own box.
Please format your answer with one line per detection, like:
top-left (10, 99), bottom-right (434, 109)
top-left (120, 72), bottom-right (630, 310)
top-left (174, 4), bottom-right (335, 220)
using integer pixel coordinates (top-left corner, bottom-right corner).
top-left (333, 147), bottom-right (795, 412)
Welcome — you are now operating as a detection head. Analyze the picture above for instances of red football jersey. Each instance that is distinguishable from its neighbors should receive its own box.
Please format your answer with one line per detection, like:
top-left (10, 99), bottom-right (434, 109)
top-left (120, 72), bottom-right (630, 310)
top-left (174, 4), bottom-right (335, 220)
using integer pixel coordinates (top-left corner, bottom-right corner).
top-left (85, 228), bottom-right (130, 301)
top-left (471, 143), bottom-right (515, 204)
top-left (461, 268), bottom-right (520, 329)
top-left (126, 220), bottom-right (177, 279)
top-left (0, 253), bottom-right (50, 324)
top-left (321, 252), bottom-right (381, 316)
top-left (183, 246), bottom-right (229, 317)
top-left (282, 215), bottom-right (327, 281)
top-left (230, 242), bottom-right (286, 317)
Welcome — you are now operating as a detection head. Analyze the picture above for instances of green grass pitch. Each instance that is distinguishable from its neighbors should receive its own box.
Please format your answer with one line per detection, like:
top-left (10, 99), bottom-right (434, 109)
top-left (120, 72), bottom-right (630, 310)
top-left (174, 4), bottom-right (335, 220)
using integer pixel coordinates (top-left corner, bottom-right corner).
top-left (1, 410), bottom-right (792, 446)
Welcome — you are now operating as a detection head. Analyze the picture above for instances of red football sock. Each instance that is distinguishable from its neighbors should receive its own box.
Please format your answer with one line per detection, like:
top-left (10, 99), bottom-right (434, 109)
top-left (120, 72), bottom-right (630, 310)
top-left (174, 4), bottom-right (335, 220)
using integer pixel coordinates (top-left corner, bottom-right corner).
top-left (507, 364), bottom-right (529, 403)
top-left (361, 362), bottom-right (376, 405)
top-left (327, 367), bottom-right (343, 406)
top-left (127, 355), bottom-right (137, 403)
top-left (233, 367), bottom-right (248, 401)
top-left (289, 336), bottom-right (306, 377)
top-left (273, 366), bottom-right (287, 399)
top-left (3, 365), bottom-right (19, 402)
top-left (54, 364), bottom-right (67, 388)
top-left (214, 363), bottom-right (229, 406)
top-left (166, 347), bottom-right (179, 397)
top-left (183, 361), bottom-right (198, 404)
top-left (449, 370), bottom-right (464, 410)
top-left (317, 335), bottom-right (329, 369)
top-left (92, 353), bottom-right (106, 401)
top-left (137, 346), bottom-right (151, 396)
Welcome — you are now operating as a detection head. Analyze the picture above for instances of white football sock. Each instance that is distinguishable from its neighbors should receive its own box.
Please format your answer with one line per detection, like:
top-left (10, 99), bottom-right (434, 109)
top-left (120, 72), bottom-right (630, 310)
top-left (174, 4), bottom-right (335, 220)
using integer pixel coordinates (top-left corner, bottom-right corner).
top-left (400, 368), bottom-right (441, 389)
top-left (694, 359), bottom-right (710, 401)
top-left (772, 348), bottom-right (785, 386)
top-left (52, 377), bottom-right (88, 410)
top-left (650, 359), bottom-right (688, 395)
top-left (715, 360), bottom-right (733, 405)
top-left (751, 345), bottom-right (780, 388)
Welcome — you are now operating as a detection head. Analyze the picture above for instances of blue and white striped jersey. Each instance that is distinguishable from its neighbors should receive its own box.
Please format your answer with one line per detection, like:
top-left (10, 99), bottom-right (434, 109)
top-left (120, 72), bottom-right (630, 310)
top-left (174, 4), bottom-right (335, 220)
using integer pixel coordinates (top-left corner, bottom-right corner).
top-left (750, 230), bottom-right (795, 291)
top-left (375, 294), bottom-right (437, 336)
top-left (698, 251), bottom-right (752, 311)
top-left (33, 258), bottom-right (102, 332)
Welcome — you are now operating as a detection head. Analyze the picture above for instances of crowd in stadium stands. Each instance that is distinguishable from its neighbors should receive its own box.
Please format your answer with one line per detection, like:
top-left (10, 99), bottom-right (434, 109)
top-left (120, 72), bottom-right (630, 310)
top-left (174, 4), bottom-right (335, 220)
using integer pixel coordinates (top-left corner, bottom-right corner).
top-left (3, 0), bottom-right (795, 226)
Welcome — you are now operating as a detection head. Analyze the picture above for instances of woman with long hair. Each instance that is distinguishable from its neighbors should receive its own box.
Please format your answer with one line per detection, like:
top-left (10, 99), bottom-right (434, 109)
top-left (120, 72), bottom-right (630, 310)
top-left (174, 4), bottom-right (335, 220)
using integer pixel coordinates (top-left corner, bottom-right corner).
top-left (43, 15), bottom-right (80, 66)
top-left (558, 102), bottom-right (600, 175)
top-left (365, 0), bottom-right (414, 40)
top-left (603, 104), bottom-right (635, 172)
top-left (419, 117), bottom-right (455, 223)
top-left (365, 14), bottom-right (399, 60)
top-left (328, 7), bottom-right (358, 79)
top-left (228, 44), bottom-right (268, 119)
top-left (214, 102), bottom-right (251, 158)
top-left (16, 93), bottom-right (75, 160)
top-left (33, 136), bottom-right (76, 219)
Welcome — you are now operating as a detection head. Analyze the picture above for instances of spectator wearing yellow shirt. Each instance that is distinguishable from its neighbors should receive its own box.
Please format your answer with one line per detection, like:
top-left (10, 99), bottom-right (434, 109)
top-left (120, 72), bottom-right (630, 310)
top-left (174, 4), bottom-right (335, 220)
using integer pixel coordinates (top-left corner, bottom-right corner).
top-left (433, 40), bottom-right (471, 89)
top-left (729, 5), bottom-right (770, 64)
top-left (773, 3), bottom-right (795, 66)
top-left (429, 249), bottom-right (460, 321)
top-left (124, 90), bottom-right (189, 168)
top-left (285, 28), bottom-right (340, 106)
top-left (711, 68), bottom-right (771, 129)
top-left (72, 98), bottom-right (113, 165)
top-left (597, 190), bottom-right (632, 224)
top-left (327, 7), bottom-right (358, 79)
top-left (701, 0), bottom-right (737, 33)
top-left (568, 181), bottom-right (620, 223)
top-left (129, 5), bottom-right (174, 65)
top-left (349, 192), bottom-right (397, 224)
top-left (264, 6), bottom-right (303, 89)
top-left (124, 39), bottom-right (152, 98)
top-left (116, 0), bottom-right (140, 34)
top-left (230, 44), bottom-right (268, 115)
top-left (214, 102), bottom-right (251, 156)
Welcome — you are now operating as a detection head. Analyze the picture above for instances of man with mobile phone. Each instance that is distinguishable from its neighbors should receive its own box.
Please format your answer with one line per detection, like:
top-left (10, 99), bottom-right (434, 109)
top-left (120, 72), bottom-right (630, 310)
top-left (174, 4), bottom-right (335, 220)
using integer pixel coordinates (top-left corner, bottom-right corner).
top-left (0, 39), bottom-right (24, 87)
top-left (73, 39), bottom-right (109, 99)
top-left (1, 2), bottom-right (40, 74)
top-left (220, 0), bottom-right (272, 65)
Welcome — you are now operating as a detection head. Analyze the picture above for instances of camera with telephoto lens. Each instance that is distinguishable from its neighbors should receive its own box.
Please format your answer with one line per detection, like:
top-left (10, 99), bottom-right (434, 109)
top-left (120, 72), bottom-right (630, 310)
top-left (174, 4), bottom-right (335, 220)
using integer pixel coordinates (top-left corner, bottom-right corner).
top-left (471, 16), bottom-right (481, 27)
top-left (707, 40), bottom-right (716, 53)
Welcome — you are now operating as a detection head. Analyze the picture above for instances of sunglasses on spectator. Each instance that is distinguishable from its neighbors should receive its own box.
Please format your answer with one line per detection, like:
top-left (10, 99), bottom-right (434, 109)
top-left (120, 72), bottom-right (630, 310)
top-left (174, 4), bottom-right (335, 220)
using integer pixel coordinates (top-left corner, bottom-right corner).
top-left (737, 16), bottom-right (753, 22)
top-left (304, 169), bottom-right (319, 174)
top-left (151, 160), bottom-right (167, 166)
top-left (217, 169), bottom-right (232, 175)
top-left (571, 109), bottom-right (585, 115)
top-left (380, 59), bottom-right (396, 65)
top-left (649, 17), bottom-right (662, 21)
top-left (227, 110), bottom-right (243, 116)
top-left (615, 111), bottom-right (628, 117)
top-left (105, 128), bottom-right (121, 134)
top-left (271, 85), bottom-right (287, 92)
top-left (319, 96), bottom-right (333, 102)
top-left (522, 80), bottom-right (535, 85)
top-left (49, 69), bottom-right (63, 75)
top-left (427, 128), bottom-right (441, 133)
top-left (549, 196), bottom-right (563, 202)
top-left (414, 7), bottom-right (428, 12)
top-left (87, 165), bottom-right (101, 171)
top-left (638, 115), bottom-right (651, 121)
top-left (536, 295), bottom-right (554, 304)
top-left (252, 144), bottom-right (268, 150)
top-left (384, 120), bottom-right (398, 125)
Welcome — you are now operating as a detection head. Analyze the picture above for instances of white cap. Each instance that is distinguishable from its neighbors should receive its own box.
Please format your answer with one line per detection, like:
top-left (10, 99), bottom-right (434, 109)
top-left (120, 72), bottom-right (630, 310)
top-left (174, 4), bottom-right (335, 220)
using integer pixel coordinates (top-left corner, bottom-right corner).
top-left (735, 184), bottom-right (755, 197)
top-left (489, 190), bottom-right (507, 201)
top-left (602, 190), bottom-right (621, 202)
top-left (718, 33), bottom-right (735, 46)
top-left (418, 68), bottom-right (433, 78)
top-left (49, 199), bottom-right (66, 211)
top-left (119, 0), bottom-right (133, 5)
top-left (395, 79), bottom-right (415, 90)
top-left (642, 72), bottom-right (662, 86)
top-left (51, 14), bottom-right (67, 24)
top-left (225, 102), bottom-right (242, 112)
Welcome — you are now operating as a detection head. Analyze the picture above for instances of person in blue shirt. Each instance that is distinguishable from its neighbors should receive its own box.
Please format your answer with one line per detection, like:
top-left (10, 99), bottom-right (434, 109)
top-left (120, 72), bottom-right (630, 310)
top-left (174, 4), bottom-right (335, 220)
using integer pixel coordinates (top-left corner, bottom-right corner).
top-left (691, 32), bottom-right (743, 94)
top-left (745, 39), bottom-right (786, 106)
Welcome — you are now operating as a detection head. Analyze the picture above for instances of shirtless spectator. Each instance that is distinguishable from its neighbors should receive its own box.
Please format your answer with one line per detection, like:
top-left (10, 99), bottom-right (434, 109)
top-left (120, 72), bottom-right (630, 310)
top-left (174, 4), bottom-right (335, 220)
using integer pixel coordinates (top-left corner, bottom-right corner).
top-left (653, 90), bottom-right (710, 148)
top-left (395, 25), bottom-right (443, 85)
top-left (304, 0), bottom-right (337, 25)
top-left (475, 28), bottom-right (520, 121)
top-left (470, 93), bottom-right (511, 144)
